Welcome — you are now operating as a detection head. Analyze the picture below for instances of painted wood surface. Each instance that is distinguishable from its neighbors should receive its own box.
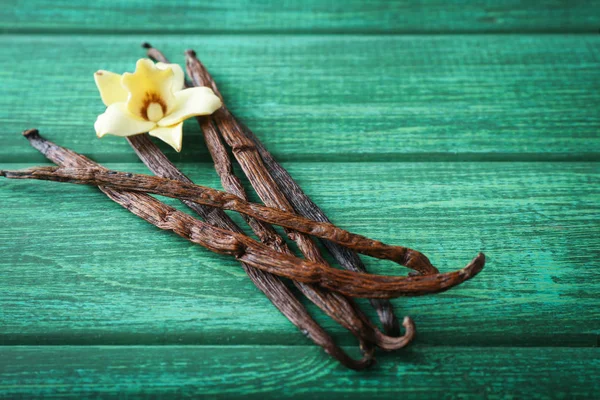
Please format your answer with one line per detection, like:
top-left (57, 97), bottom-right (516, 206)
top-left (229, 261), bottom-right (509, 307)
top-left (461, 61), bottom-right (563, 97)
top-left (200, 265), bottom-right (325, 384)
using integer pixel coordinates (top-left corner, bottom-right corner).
top-left (1, 161), bottom-right (599, 349)
top-left (1, 35), bottom-right (599, 163)
top-left (2, 346), bottom-right (599, 398)
top-left (3, 0), bottom-right (599, 33)
top-left (1, 2), bottom-right (599, 397)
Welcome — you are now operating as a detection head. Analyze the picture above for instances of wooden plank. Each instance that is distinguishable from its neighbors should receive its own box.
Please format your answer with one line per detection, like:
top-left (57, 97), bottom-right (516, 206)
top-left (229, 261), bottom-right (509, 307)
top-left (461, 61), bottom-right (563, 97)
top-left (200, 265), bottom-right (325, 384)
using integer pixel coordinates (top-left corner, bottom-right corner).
top-left (2, 0), bottom-right (599, 33)
top-left (1, 35), bottom-right (599, 162)
top-left (1, 345), bottom-right (598, 398)
top-left (1, 161), bottom-right (598, 346)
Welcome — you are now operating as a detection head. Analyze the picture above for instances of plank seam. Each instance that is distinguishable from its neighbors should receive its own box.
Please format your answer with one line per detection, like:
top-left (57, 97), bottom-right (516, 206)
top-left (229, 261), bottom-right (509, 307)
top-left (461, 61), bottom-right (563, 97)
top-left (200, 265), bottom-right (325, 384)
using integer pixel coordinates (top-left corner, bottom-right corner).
top-left (1, 29), bottom-right (599, 36)
top-left (2, 154), bottom-right (600, 164)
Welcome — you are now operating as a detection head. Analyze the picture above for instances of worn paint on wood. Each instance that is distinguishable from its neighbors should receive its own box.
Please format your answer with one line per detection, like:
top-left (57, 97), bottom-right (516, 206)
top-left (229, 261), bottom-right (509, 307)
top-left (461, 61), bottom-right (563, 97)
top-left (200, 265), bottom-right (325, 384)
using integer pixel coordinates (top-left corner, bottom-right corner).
top-left (1, 346), bottom-right (599, 398)
top-left (1, 2), bottom-right (599, 396)
top-left (1, 35), bottom-right (599, 162)
top-left (2, 0), bottom-right (599, 33)
top-left (1, 162), bottom-right (598, 347)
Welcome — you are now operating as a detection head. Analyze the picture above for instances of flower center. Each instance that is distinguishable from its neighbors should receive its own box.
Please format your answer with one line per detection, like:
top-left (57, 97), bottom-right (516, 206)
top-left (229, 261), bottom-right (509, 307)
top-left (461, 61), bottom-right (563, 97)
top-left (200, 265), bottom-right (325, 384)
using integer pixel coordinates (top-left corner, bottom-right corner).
top-left (146, 102), bottom-right (164, 122)
top-left (140, 91), bottom-right (167, 122)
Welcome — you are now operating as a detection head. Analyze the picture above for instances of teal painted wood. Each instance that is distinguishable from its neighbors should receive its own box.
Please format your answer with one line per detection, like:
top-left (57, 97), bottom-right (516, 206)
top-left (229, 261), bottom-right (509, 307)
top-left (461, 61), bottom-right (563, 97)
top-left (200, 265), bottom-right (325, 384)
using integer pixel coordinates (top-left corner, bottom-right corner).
top-left (1, 346), bottom-right (599, 398)
top-left (1, 35), bottom-right (599, 163)
top-left (1, 1), bottom-right (599, 393)
top-left (1, 162), bottom-right (598, 347)
top-left (2, 0), bottom-right (599, 33)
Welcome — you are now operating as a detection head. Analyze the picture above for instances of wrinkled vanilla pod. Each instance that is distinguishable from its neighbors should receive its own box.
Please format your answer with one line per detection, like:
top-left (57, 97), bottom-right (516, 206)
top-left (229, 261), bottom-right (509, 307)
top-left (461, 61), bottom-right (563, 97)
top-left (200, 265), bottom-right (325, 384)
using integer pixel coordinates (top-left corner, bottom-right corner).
top-left (155, 44), bottom-right (484, 336)
top-left (178, 49), bottom-right (422, 347)
top-left (141, 45), bottom-right (409, 353)
top-left (157, 48), bottom-right (480, 292)
top-left (18, 129), bottom-right (375, 370)
top-left (241, 124), bottom-right (404, 334)
top-left (177, 47), bottom-right (420, 335)
top-left (3, 165), bottom-right (440, 271)
top-left (124, 133), bottom-right (377, 357)
top-left (10, 130), bottom-right (485, 299)
top-left (198, 120), bottom-right (395, 353)
top-left (135, 46), bottom-right (381, 358)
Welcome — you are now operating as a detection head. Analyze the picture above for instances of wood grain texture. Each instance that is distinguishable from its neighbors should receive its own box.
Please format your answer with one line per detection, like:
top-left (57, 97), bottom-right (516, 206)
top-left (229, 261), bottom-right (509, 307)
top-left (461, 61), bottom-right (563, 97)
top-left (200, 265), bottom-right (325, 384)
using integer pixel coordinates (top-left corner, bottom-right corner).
top-left (1, 162), bottom-right (598, 346)
top-left (1, 346), bottom-right (599, 398)
top-left (1, 1), bottom-right (599, 391)
top-left (2, 0), bottom-right (599, 33)
top-left (1, 35), bottom-right (599, 163)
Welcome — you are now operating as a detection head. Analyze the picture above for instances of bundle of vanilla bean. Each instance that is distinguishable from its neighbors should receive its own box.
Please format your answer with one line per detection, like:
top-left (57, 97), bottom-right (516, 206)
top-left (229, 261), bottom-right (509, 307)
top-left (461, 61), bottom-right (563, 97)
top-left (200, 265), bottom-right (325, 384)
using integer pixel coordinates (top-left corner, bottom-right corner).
top-left (1, 45), bottom-right (485, 369)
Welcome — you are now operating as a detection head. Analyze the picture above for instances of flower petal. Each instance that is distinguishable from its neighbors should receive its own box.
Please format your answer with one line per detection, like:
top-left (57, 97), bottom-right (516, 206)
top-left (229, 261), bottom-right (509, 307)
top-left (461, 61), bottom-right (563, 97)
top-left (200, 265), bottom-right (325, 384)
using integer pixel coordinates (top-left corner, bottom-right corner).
top-left (156, 62), bottom-right (185, 93)
top-left (95, 102), bottom-right (156, 138)
top-left (121, 59), bottom-right (177, 120)
top-left (158, 87), bottom-right (222, 127)
top-left (94, 70), bottom-right (128, 107)
top-left (149, 122), bottom-right (184, 152)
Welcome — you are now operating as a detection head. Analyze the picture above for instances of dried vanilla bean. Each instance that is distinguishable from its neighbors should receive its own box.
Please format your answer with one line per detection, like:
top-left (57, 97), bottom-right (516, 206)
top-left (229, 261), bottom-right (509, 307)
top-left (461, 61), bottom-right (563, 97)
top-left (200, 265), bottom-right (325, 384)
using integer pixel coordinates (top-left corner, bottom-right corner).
top-left (199, 118), bottom-right (389, 352)
top-left (19, 129), bottom-right (374, 370)
top-left (179, 48), bottom-right (418, 335)
top-left (141, 45), bottom-right (411, 352)
top-left (145, 113), bottom-right (413, 349)
top-left (12, 130), bottom-right (485, 299)
top-left (125, 133), bottom-right (380, 363)
top-left (4, 165), bottom-right (439, 272)
top-left (101, 187), bottom-right (485, 299)
top-left (125, 52), bottom-right (381, 357)
top-left (178, 48), bottom-right (421, 347)
top-left (242, 124), bottom-right (404, 334)
top-left (6, 152), bottom-right (417, 348)
top-left (124, 134), bottom-right (378, 355)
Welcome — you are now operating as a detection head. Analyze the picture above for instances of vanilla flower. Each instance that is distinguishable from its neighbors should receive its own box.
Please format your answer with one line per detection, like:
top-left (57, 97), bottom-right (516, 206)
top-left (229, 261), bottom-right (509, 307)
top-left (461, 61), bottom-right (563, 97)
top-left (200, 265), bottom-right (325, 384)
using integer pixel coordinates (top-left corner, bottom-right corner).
top-left (94, 59), bottom-right (221, 152)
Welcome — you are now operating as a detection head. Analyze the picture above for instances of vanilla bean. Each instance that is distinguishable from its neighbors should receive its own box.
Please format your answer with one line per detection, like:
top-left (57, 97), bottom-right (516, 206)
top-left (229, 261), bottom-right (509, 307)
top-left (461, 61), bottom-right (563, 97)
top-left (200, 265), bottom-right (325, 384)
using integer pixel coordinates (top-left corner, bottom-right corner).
top-left (125, 133), bottom-right (377, 365)
top-left (137, 49), bottom-right (386, 359)
top-left (145, 44), bottom-right (403, 336)
top-left (123, 135), bottom-right (376, 355)
top-left (100, 187), bottom-right (484, 299)
top-left (142, 46), bottom-right (406, 353)
top-left (199, 118), bottom-right (384, 353)
top-left (243, 125), bottom-right (404, 334)
top-left (180, 48), bottom-right (421, 336)
top-left (179, 113), bottom-right (415, 351)
top-left (13, 130), bottom-right (485, 299)
top-left (177, 48), bottom-right (421, 348)
top-left (20, 129), bottom-right (374, 370)
top-left (4, 165), bottom-right (438, 271)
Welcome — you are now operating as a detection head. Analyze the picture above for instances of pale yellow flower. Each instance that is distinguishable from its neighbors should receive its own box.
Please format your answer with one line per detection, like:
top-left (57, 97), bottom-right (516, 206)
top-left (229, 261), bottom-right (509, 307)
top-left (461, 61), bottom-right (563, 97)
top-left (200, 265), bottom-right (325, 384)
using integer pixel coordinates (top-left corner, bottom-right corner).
top-left (94, 59), bottom-right (221, 152)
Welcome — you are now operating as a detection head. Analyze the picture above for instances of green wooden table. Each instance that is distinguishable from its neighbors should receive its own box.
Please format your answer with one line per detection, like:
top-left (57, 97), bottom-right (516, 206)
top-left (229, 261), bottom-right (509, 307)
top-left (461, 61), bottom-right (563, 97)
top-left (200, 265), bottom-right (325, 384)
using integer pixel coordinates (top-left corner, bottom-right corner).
top-left (1, 1), bottom-right (599, 398)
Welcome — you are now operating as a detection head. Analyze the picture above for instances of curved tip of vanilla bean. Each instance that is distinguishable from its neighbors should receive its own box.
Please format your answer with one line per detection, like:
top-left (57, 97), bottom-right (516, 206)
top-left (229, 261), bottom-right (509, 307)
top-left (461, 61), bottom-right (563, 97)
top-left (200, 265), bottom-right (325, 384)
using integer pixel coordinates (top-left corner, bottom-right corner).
top-left (402, 315), bottom-right (416, 341)
top-left (22, 129), bottom-right (39, 138)
top-left (328, 341), bottom-right (376, 371)
top-left (442, 252), bottom-right (485, 286)
top-left (355, 347), bottom-right (377, 370)
top-left (373, 316), bottom-right (416, 351)
top-left (439, 252), bottom-right (485, 280)
top-left (328, 251), bottom-right (486, 299)
top-left (141, 42), bottom-right (153, 49)
top-left (466, 252), bottom-right (486, 276)
top-left (185, 49), bottom-right (197, 57)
